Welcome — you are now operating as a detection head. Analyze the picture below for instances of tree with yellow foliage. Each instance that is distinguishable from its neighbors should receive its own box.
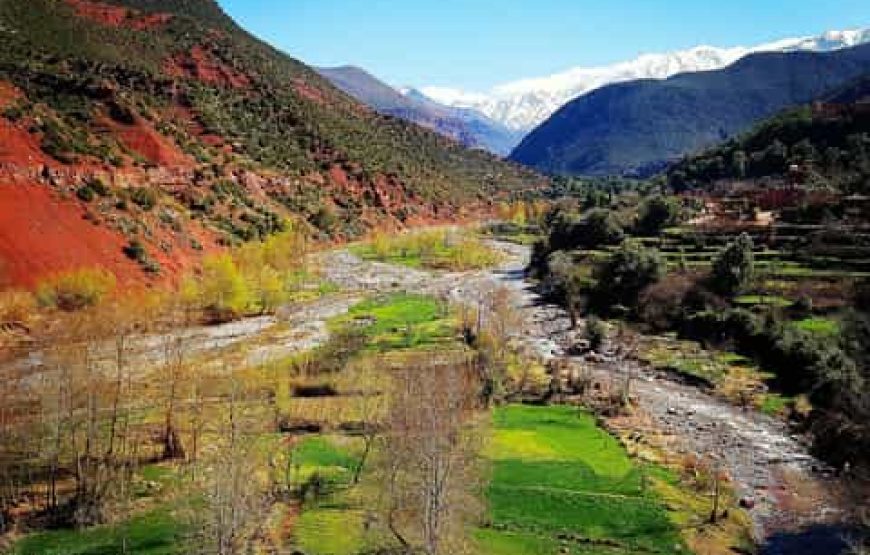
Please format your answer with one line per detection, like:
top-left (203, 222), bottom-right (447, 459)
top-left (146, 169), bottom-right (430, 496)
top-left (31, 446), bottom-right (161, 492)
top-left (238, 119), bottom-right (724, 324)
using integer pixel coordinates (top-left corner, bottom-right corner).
top-left (200, 254), bottom-right (251, 321)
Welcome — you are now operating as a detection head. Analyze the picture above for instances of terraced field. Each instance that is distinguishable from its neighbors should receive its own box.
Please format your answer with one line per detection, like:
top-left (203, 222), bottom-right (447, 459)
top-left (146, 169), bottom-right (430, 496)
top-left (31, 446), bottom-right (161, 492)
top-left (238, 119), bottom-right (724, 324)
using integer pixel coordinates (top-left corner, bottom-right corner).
top-left (478, 405), bottom-right (687, 555)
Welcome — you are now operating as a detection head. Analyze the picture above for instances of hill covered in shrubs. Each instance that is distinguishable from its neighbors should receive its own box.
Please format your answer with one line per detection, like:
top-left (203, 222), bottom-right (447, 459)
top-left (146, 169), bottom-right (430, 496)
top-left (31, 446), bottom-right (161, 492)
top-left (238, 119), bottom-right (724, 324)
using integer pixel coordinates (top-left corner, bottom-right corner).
top-left (0, 0), bottom-right (542, 286)
top-left (666, 75), bottom-right (870, 192)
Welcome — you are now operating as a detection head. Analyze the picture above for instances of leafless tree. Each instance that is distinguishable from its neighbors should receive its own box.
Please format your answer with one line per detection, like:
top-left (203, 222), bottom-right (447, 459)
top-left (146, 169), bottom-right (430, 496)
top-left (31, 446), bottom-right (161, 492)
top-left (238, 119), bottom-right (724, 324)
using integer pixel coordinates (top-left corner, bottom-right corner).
top-left (376, 355), bottom-right (485, 555)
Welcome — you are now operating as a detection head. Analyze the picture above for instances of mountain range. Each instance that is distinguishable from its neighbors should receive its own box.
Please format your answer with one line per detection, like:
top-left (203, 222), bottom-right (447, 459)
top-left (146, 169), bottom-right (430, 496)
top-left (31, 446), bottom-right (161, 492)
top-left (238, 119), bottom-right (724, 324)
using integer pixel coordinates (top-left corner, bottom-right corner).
top-left (510, 43), bottom-right (870, 176)
top-left (420, 28), bottom-right (870, 133)
top-left (316, 66), bottom-right (521, 155)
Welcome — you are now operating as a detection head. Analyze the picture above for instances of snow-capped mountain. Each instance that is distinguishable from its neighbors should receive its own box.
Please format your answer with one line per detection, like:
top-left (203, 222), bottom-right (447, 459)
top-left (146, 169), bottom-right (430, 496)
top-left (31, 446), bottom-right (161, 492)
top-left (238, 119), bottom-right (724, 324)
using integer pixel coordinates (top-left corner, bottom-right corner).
top-left (417, 28), bottom-right (870, 132)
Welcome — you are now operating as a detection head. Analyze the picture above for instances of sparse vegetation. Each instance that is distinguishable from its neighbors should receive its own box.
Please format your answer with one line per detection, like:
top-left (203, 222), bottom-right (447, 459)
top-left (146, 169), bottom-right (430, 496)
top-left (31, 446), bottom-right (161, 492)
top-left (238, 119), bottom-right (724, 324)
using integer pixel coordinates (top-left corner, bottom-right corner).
top-left (35, 267), bottom-right (116, 311)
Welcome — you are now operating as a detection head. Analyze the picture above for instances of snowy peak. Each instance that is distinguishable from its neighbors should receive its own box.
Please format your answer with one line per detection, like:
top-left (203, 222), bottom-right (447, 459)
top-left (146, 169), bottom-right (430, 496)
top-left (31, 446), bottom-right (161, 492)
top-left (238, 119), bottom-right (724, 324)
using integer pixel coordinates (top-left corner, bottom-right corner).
top-left (419, 27), bottom-right (870, 132)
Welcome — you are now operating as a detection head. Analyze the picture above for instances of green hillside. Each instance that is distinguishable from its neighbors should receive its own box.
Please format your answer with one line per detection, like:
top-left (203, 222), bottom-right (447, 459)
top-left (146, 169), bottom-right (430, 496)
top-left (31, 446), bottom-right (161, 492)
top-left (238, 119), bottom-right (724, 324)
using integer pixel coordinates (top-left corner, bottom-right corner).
top-left (510, 46), bottom-right (870, 177)
top-left (666, 76), bottom-right (870, 192)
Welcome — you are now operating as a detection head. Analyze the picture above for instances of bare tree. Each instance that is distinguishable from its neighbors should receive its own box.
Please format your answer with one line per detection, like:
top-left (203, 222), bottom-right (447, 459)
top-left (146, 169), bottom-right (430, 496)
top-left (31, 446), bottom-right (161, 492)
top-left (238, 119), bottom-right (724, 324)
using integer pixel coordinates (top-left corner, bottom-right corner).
top-left (376, 355), bottom-right (485, 555)
top-left (195, 376), bottom-right (268, 554)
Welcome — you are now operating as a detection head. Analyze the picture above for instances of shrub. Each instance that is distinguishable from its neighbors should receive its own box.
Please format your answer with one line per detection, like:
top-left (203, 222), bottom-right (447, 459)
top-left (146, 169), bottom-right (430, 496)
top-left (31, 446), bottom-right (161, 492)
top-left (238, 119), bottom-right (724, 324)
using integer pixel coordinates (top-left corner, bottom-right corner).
top-left (36, 268), bottom-right (116, 311)
top-left (123, 239), bottom-right (147, 262)
top-left (592, 241), bottom-right (664, 312)
top-left (130, 187), bottom-right (157, 211)
top-left (585, 316), bottom-right (606, 350)
top-left (87, 177), bottom-right (110, 196)
top-left (76, 185), bottom-right (95, 202)
top-left (636, 195), bottom-right (680, 236)
top-left (711, 233), bottom-right (755, 295)
top-left (639, 273), bottom-right (703, 331)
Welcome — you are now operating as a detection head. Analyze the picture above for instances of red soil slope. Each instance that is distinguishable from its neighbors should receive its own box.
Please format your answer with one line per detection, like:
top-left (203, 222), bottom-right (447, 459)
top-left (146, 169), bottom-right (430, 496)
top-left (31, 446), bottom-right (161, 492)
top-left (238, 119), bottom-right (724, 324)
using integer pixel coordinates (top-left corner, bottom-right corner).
top-left (103, 116), bottom-right (193, 167)
top-left (64, 0), bottom-right (172, 30)
top-left (164, 46), bottom-right (251, 89)
top-left (0, 118), bottom-right (52, 169)
top-left (0, 180), bottom-right (143, 288)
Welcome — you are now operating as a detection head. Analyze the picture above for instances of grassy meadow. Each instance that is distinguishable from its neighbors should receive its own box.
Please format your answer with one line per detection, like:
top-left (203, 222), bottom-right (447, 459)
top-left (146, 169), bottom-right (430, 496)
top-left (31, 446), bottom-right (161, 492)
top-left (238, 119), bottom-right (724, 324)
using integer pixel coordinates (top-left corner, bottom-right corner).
top-left (351, 228), bottom-right (503, 271)
top-left (478, 405), bottom-right (686, 555)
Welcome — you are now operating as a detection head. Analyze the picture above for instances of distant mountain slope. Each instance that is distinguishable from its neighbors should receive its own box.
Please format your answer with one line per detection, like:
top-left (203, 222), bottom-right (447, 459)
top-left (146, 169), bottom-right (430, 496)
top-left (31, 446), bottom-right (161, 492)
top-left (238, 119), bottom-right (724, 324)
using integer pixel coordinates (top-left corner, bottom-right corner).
top-left (665, 74), bottom-right (870, 192)
top-left (422, 28), bottom-right (870, 132)
top-left (0, 0), bottom-right (542, 286)
top-left (317, 66), bottom-right (521, 155)
top-left (510, 44), bottom-right (870, 177)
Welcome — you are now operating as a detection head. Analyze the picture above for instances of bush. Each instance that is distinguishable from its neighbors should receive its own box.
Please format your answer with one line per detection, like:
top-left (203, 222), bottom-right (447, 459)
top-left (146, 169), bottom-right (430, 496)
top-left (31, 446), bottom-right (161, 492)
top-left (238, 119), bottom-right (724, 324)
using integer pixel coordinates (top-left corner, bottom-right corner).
top-left (639, 273), bottom-right (709, 331)
top-left (76, 185), bottom-right (95, 202)
top-left (636, 195), bottom-right (680, 236)
top-left (585, 316), bottom-right (606, 350)
top-left (36, 268), bottom-right (116, 311)
top-left (88, 177), bottom-right (110, 196)
top-left (122, 239), bottom-right (147, 262)
top-left (711, 233), bottom-right (755, 295)
top-left (130, 187), bottom-right (157, 211)
top-left (592, 241), bottom-right (664, 312)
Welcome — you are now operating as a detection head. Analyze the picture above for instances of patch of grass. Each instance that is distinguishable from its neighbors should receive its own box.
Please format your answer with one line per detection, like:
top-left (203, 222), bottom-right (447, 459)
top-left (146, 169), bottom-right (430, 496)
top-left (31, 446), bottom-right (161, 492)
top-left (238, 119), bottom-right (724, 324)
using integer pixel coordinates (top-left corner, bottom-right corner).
top-left (290, 436), bottom-right (374, 555)
top-left (12, 507), bottom-right (186, 555)
top-left (352, 229), bottom-right (503, 271)
top-left (474, 528), bottom-right (560, 555)
top-left (641, 341), bottom-right (729, 384)
top-left (733, 294), bottom-right (793, 308)
top-left (294, 506), bottom-right (374, 555)
top-left (292, 435), bottom-right (360, 487)
top-left (759, 393), bottom-right (793, 416)
top-left (333, 293), bottom-right (456, 351)
top-left (480, 405), bottom-right (685, 555)
top-left (792, 317), bottom-right (839, 337)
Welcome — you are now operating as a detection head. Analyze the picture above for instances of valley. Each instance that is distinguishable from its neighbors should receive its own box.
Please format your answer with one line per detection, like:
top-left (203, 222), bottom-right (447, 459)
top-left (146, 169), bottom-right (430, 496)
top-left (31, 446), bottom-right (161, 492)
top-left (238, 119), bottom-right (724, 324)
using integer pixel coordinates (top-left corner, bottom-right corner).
top-left (0, 1), bottom-right (868, 554)
top-left (1, 229), bottom-right (857, 553)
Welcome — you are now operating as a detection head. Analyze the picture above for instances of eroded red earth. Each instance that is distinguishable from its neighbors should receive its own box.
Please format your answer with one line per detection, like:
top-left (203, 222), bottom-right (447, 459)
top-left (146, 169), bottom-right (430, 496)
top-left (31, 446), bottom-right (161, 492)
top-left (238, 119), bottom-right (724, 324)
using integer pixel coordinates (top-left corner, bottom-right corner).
top-left (64, 0), bottom-right (172, 30)
top-left (102, 115), bottom-right (193, 168)
top-left (0, 180), bottom-right (142, 288)
top-left (164, 46), bottom-right (251, 89)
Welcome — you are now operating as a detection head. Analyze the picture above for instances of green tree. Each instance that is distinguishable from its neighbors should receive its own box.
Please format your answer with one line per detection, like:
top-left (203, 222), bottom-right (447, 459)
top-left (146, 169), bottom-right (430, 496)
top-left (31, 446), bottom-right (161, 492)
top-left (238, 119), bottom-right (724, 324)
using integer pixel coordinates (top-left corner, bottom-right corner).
top-left (547, 251), bottom-right (587, 328)
top-left (711, 233), bottom-right (755, 295)
top-left (583, 209), bottom-right (625, 248)
top-left (636, 195), bottom-right (680, 236)
top-left (593, 241), bottom-right (664, 311)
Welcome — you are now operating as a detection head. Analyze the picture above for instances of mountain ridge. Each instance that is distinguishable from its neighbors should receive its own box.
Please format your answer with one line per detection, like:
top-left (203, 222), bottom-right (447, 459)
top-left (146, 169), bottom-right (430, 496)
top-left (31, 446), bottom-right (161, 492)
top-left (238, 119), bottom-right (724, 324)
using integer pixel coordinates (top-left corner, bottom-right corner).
top-left (421, 27), bottom-right (870, 132)
top-left (317, 65), bottom-right (521, 155)
top-left (510, 43), bottom-right (870, 176)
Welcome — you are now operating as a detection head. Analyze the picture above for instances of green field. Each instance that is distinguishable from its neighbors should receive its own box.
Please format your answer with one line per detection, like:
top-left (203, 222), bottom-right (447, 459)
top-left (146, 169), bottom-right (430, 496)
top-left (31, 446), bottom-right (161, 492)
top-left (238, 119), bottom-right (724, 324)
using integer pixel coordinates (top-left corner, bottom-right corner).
top-left (12, 507), bottom-right (186, 555)
top-left (479, 405), bottom-right (685, 555)
top-left (291, 435), bottom-right (372, 555)
top-left (331, 293), bottom-right (457, 351)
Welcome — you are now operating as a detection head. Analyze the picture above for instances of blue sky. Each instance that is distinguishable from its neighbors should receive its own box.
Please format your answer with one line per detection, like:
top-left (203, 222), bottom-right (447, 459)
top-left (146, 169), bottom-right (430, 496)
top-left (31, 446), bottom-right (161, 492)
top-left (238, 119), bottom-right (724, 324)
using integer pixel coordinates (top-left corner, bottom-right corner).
top-left (217, 0), bottom-right (868, 91)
